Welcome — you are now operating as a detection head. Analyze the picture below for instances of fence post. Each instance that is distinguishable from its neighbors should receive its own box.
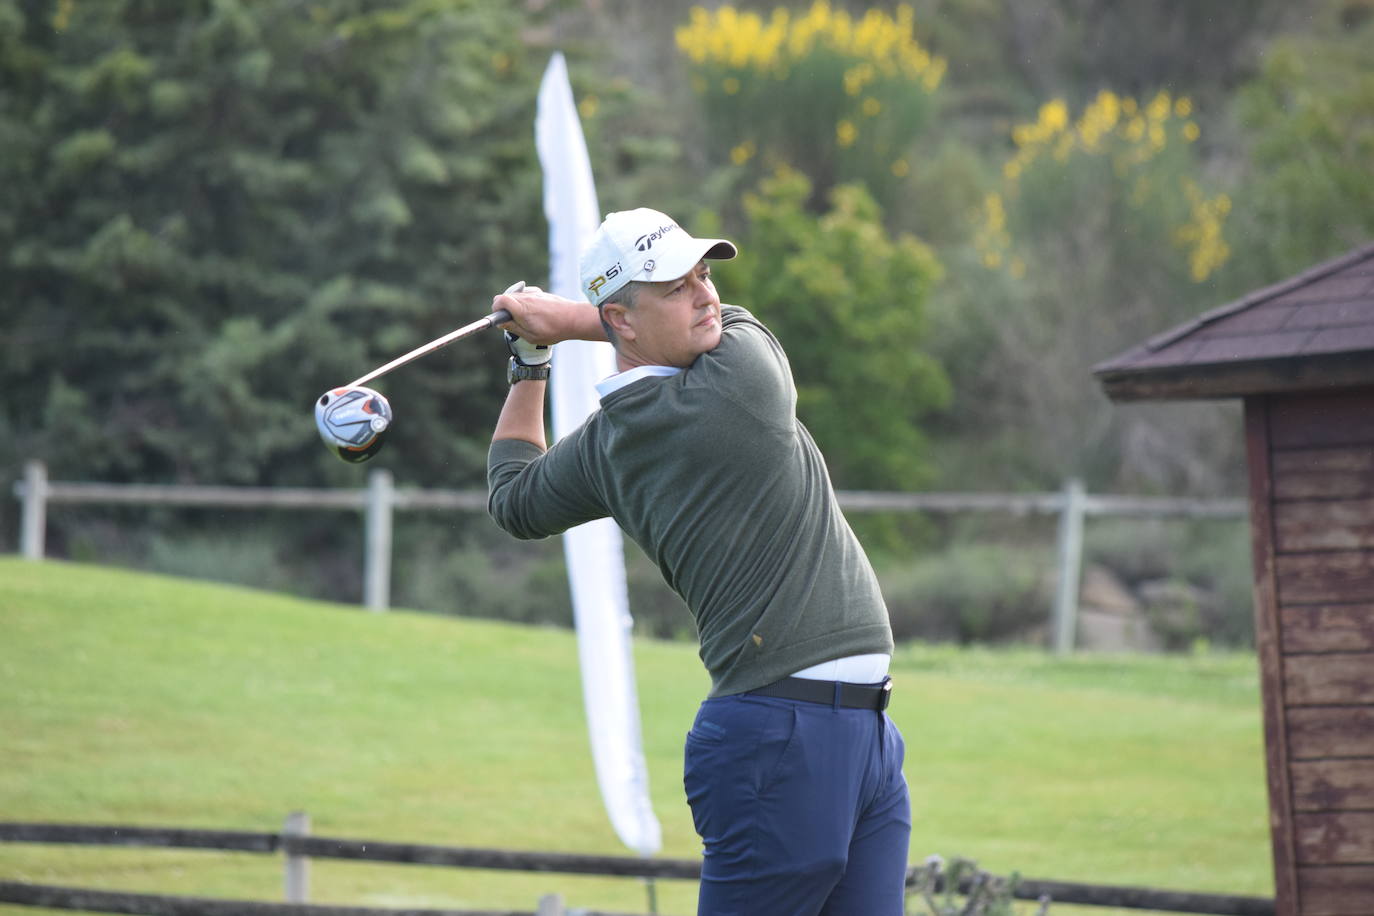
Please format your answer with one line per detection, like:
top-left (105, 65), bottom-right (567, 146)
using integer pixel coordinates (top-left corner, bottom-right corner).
top-left (536, 894), bottom-right (565, 916)
top-left (364, 469), bottom-right (393, 612)
top-left (1051, 478), bottom-right (1086, 655)
top-left (19, 460), bottom-right (48, 560)
top-left (283, 810), bottom-right (310, 903)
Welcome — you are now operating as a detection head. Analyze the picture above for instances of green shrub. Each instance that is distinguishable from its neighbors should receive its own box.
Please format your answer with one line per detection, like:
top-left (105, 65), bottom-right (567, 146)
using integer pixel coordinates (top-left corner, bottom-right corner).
top-left (1083, 517), bottom-right (1182, 584)
top-left (880, 543), bottom-right (1049, 644)
top-left (391, 529), bottom-right (573, 627)
top-left (143, 530), bottom-right (298, 596)
top-left (1176, 522), bottom-right (1255, 648)
top-left (388, 522), bottom-right (695, 638)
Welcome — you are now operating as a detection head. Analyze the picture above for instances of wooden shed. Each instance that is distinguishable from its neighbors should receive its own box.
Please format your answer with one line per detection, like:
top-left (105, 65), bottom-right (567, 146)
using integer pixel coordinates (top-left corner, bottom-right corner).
top-left (1095, 241), bottom-right (1374, 916)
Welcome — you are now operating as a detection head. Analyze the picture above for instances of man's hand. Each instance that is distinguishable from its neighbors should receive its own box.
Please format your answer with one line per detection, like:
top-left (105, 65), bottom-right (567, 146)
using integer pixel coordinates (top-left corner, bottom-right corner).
top-left (492, 285), bottom-right (607, 347)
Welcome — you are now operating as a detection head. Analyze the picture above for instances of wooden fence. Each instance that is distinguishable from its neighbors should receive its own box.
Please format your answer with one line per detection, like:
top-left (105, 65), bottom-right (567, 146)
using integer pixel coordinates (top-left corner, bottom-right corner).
top-left (0, 821), bottom-right (1277, 916)
top-left (11, 460), bottom-right (1247, 653)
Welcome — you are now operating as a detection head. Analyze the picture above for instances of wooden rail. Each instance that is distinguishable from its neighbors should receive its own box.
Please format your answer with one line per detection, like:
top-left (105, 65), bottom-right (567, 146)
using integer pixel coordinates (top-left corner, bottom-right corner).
top-left (0, 822), bottom-right (1276, 915)
top-left (11, 461), bottom-right (1247, 651)
top-left (0, 882), bottom-right (592, 916)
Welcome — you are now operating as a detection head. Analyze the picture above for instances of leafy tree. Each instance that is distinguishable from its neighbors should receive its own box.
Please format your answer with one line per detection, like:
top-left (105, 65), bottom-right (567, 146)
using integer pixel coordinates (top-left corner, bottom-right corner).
top-left (712, 168), bottom-right (950, 491)
top-left (0, 0), bottom-right (547, 497)
top-left (1227, 0), bottom-right (1374, 281)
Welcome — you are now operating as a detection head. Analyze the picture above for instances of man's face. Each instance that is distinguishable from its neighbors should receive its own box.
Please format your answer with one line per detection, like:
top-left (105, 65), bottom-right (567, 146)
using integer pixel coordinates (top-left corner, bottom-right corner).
top-left (613, 261), bottom-right (722, 368)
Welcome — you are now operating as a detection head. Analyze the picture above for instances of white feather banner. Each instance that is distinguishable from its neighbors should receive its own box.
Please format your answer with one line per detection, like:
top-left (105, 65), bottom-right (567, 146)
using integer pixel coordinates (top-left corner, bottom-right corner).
top-left (534, 51), bottom-right (661, 857)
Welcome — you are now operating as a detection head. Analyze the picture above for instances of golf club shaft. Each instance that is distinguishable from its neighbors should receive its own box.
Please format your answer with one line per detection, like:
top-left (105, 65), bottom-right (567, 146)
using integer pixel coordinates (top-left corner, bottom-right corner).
top-left (346, 282), bottom-right (524, 388)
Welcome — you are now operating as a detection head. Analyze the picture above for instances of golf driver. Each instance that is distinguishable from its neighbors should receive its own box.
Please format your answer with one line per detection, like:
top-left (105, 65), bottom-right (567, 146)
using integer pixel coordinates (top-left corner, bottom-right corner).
top-left (315, 281), bottom-right (526, 463)
top-left (314, 386), bottom-right (394, 464)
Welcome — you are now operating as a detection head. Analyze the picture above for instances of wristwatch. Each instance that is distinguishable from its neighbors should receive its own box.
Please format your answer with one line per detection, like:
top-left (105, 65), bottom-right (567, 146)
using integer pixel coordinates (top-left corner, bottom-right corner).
top-left (508, 357), bottom-right (551, 385)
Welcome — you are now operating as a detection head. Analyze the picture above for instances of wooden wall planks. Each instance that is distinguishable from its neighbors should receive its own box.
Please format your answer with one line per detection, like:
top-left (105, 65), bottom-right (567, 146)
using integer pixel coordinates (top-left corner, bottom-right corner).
top-left (1296, 865), bottom-right (1374, 916)
top-left (1288, 708), bottom-right (1374, 760)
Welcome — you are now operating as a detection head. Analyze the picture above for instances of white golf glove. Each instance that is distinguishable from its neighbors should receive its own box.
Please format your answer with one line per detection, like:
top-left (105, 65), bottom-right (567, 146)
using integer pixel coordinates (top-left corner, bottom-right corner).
top-left (497, 282), bottom-right (551, 367)
top-left (504, 329), bottom-right (551, 366)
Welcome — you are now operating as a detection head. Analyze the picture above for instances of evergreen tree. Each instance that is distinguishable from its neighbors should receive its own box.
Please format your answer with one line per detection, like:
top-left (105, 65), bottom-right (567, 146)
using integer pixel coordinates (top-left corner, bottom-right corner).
top-left (1, 0), bottom-right (547, 492)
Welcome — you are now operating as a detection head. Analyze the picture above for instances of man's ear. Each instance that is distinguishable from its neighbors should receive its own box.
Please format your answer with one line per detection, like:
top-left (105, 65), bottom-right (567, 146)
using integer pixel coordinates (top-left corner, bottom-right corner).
top-left (601, 301), bottom-right (636, 341)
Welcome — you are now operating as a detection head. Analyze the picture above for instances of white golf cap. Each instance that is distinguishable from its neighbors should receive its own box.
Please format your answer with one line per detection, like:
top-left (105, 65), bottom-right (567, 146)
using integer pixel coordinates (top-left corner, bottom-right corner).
top-left (579, 208), bottom-right (737, 306)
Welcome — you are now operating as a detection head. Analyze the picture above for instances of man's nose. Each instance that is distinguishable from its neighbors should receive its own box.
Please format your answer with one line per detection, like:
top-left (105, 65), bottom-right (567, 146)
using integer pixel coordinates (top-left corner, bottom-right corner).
top-left (690, 276), bottom-right (712, 304)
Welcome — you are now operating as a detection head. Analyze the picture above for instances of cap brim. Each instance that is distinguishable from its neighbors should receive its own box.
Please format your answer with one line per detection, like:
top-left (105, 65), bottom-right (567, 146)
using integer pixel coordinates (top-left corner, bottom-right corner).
top-left (703, 239), bottom-right (737, 260)
top-left (646, 237), bottom-right (738, 284)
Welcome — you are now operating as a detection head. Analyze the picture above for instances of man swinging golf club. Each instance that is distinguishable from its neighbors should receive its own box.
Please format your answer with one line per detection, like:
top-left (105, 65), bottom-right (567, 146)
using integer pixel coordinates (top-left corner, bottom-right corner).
top-left (486, 208), bottom-right (910, 915)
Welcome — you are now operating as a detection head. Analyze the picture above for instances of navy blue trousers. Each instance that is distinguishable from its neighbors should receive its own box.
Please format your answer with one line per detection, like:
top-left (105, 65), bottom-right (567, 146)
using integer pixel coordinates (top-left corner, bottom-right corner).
top-left (683, 691), bottom-right (911, 915)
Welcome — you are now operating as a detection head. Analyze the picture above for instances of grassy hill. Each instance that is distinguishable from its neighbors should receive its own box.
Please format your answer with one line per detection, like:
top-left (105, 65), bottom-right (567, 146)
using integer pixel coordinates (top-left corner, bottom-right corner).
top-left (0, 557), bottom-right (1272, 914)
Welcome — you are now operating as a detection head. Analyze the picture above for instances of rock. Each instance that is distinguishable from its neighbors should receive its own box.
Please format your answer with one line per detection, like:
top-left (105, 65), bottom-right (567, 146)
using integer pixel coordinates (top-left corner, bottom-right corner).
top-left (1075, 565), bottom-right (1161, 651)
top-left (1078, 564), bottom-right (1142, 617)
top-left (1078, 609), bottom-right (1164, 652)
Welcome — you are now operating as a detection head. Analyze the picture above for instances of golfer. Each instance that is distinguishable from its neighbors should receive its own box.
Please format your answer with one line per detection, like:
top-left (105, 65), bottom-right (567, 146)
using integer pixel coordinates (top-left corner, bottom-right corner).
top-left (487, 208), bottom-right (910, 915)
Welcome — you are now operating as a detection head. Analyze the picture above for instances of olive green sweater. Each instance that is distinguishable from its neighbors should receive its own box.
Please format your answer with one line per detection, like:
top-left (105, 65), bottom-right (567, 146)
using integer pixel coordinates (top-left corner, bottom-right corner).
top-left (487, 306), bottom-right (892, 697)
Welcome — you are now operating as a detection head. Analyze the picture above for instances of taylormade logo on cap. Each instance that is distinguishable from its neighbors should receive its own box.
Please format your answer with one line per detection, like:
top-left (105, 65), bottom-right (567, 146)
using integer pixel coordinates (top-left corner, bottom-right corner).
top-left (580, 208), bottom-right (738, 306)
top-left (635, 223), bottom-right (676, 251)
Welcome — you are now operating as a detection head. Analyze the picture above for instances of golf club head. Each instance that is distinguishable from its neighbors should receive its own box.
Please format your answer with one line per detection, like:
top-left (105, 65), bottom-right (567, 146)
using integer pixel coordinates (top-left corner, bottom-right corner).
top-left (315, 386), bottom-right (393, 464)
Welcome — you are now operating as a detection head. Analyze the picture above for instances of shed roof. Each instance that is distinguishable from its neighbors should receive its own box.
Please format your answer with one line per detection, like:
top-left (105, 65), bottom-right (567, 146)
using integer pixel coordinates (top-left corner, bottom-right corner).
top-left (1095, 241), bottom-right (1374, 401)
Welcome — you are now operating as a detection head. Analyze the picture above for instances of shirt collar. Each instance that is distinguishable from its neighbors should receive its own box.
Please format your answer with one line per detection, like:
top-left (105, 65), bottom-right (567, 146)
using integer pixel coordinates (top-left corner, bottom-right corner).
top-left (595, 364), bottom-right (682, 398)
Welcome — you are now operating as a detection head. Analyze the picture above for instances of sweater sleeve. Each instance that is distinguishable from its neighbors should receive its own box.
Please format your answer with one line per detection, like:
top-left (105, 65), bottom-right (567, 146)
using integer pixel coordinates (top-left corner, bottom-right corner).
top-left (487, 434), bottom-right (608, 540)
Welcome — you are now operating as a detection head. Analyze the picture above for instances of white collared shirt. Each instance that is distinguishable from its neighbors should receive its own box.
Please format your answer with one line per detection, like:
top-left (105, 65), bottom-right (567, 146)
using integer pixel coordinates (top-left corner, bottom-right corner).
top-left (595, 364), bottom-right (682, 398)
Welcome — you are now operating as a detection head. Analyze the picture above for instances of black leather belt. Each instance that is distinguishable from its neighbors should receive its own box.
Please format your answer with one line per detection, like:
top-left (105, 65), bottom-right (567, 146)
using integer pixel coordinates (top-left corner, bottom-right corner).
top-left (747, 676), bottom-right (893, 711)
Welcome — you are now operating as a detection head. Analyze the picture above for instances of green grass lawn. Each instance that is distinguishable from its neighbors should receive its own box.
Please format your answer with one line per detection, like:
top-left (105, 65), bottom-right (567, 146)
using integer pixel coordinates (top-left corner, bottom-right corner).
top-left (0, 557), bottom-right (1272, 914)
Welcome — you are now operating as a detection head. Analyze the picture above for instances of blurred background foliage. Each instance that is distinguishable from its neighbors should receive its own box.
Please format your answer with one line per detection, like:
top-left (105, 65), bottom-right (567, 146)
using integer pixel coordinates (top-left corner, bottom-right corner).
top-left (4, 0), bottom-right (1372, 648)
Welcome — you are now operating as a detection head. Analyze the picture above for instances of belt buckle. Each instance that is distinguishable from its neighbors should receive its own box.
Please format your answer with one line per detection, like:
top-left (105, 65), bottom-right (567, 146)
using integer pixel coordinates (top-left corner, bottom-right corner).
top-left (877, 677), bottom-right (893, 711)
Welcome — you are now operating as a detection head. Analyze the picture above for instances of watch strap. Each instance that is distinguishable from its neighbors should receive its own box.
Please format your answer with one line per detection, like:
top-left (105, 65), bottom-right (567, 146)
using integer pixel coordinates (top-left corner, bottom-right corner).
top-left (508, 357), bottom-right (552, 385)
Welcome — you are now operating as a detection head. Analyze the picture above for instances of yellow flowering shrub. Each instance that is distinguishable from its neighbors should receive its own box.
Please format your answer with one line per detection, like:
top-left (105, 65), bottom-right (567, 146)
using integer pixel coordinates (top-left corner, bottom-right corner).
top-left (978, 90), bottom-right (1230, 283)
top-left (1176, 180), bottom-right (1232, 283)
top-left (1004, 90), bottom-right (1201, 180)
top-left (677, 2), bottom-right (944, 89)
top-left (675, 1), bottom-right (944, 201)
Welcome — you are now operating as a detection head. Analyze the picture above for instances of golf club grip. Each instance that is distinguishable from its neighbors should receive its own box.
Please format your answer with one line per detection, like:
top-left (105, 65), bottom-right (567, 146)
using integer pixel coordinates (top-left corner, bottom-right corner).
top-left (489, 308), bottom-right (512, 327)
